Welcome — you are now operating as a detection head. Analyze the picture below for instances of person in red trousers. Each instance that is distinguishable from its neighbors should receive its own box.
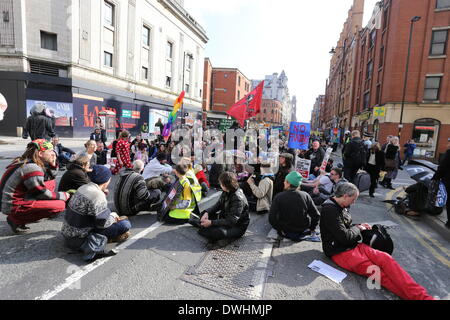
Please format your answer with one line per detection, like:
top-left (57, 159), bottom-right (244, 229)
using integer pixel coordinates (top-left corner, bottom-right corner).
top-left (0, 139), bottom-right (70, 233)
top-left (319, 182), bottom-right (434, 300)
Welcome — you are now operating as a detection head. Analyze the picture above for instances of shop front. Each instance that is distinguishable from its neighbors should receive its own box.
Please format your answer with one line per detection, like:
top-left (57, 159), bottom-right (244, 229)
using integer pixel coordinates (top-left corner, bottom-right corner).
top-left (411, 118), bottom-right (440, 160)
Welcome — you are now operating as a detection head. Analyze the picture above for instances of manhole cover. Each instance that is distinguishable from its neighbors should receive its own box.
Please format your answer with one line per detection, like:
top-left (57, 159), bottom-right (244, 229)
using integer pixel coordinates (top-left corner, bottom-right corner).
top-left (180, 235), bottom-right (274, 300)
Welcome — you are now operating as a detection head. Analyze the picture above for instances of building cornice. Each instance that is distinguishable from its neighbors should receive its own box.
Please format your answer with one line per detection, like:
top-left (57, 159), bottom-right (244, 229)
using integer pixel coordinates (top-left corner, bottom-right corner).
top-left (157, 0), bottom-right (208, 43)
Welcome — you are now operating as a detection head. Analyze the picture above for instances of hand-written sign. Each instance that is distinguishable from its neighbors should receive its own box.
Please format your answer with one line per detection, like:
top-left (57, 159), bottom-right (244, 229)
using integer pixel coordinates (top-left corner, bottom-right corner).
top-left (288, 122), bottom-right (310, 150)
top-left (320, 148), bottom-right (333, 172)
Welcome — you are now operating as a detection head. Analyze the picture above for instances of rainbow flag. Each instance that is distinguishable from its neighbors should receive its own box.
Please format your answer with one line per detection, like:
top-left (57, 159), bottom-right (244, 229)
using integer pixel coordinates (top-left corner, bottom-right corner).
top-left (162, 91), bottom-right (185, 141)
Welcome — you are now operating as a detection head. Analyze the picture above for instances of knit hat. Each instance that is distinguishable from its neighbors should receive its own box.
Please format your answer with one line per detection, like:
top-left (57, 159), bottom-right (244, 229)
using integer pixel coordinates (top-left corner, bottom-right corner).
top-left (280, 153), bottom-right (294, 161)
top-left (88, 165), bottom-right (112, 185)
top-left (194, 164), bottom-right (203, 174)
top-left (285, 171), bottom-right (303, 187)
top-left (31, 139), bottom-right (53, 152)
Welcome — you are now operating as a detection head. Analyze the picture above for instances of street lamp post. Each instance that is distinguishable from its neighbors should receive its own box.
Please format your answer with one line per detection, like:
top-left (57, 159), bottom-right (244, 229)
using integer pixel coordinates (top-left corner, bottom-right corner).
top-left (399, 16), bottom-right (421, 139)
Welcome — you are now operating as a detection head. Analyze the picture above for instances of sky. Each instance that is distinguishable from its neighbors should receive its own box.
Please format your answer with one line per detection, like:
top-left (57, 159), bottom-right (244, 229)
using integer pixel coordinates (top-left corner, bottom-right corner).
top-left (184, 0), bottom-right (380, 123)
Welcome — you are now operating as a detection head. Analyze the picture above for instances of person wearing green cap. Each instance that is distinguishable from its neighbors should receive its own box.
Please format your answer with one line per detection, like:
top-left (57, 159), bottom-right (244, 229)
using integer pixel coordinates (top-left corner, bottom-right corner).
top-left (269, 171), bottom-right (320, 242)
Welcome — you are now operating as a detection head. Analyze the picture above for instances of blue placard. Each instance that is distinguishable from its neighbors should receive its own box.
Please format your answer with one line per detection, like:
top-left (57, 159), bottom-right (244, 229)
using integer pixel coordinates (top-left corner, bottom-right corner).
top-left (288, 122), bottom-right (310, 150)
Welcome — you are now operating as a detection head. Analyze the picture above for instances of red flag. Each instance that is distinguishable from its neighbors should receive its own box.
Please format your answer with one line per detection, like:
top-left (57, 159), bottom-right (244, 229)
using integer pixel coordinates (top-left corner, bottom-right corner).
top-left (227, 81), bottom-right (264, 127)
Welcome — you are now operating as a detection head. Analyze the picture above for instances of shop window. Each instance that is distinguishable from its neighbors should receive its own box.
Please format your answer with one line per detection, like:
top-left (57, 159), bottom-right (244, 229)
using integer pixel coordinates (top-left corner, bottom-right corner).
top-left (412, 118), bottom-right (440, 159)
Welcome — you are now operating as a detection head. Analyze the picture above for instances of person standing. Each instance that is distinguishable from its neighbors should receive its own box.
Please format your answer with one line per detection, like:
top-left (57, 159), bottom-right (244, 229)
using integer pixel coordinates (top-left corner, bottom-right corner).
top-left (343, 130), bottom-right (366, 183)
top-left (22, 103), bottom-right (55, 141)
top-left (432, 138), bottom-right (450, 228)
top-left (111, 131), bottom-right (133, 175)
top-left (269, 171), bottom-right (320, 242)
top-left (382, 136), bottom-right (401, 190)
top-left (366, 143), bottom-right (385, 198)
top-left (0, 140), bottom-right (69, 233)
top-left (403, 139), bottom-right (417, 165)
top-left (155, 118), bottom-right (165, 136)
top-left (319, 183), bottom-right (434, 300)
top-left (305, 140), bottom-right (325, 178)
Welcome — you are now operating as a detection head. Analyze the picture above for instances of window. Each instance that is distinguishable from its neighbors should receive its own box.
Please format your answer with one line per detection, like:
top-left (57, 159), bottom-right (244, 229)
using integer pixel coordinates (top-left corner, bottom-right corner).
top-left (366, 60), bottom-right (373, 79)
top-left (382, 8), bottom-right (389, 30)
top-left (3, 10), bottom-right (9, 22)
top-left (379, 46), bottom-right (385, 67)
top-left (141, 67), bottom-right (148, 80)
top-left (376, 84), bottom-right (381, 105)
top-left (104, 51), bottom-right (113, 67)
top-left (40, 31), bottom-right (57, 51)
top-left (185, 83), bottom-right (190, 93)
top-left (237, 91), bottom-right (240, 100)
top-left (370, 29), bottom-right (376, 48)
top-left (104, 1), bottom-right (114, 27)
top-left (430, 30), bottom-right (448, 56)
top-left (436, 0), bottom-right (450, 9)
top-left (166, 42), bottom-right (173, 59)
top-left (424, 76), bottom-right (442, 100)
top-left (412, 118), bottom-right (440, 159)
top-left (363, 92), bottom-right (370, 109)
top-left (166, 76), bottom-right (171, 88)
top-left (238, 76), bottom-right (241, 86)
top-left (142, 26), bottom-right (150, 46)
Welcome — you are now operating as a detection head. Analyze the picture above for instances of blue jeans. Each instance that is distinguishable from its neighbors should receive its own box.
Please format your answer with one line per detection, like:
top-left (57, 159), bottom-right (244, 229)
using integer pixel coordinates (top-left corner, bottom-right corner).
top-left (95, 220), bottom-right (131, 240)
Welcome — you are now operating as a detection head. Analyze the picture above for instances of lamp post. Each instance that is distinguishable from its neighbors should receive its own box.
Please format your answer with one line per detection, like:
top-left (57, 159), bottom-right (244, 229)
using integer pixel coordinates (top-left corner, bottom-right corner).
top-left (398, 16), bottom-right (421, 139)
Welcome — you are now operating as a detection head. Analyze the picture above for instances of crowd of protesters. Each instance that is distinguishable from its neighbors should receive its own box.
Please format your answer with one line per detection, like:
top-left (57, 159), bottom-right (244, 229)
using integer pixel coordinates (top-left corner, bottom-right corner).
top-left (1, 109), bottom-right (446, 300)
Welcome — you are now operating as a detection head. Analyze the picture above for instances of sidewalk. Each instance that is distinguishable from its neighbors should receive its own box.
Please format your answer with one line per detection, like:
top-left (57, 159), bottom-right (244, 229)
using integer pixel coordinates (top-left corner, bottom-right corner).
top-left (331, 148), bottom-right (449, 242)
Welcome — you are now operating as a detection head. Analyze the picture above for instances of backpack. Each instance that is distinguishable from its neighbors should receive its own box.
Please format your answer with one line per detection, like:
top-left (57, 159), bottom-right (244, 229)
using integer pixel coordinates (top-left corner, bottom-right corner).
top-left (357, 142), bottom-right (368, 168)
top-left (361, 224), bottom-right (394, 255)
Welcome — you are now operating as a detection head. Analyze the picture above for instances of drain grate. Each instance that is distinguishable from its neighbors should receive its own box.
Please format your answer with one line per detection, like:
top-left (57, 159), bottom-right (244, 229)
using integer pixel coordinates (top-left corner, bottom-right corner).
top-left (180, 235), bottom-right (274, 300)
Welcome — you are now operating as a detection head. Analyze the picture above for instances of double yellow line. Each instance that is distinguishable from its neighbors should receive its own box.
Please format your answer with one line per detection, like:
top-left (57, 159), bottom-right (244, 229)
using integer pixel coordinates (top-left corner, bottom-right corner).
top-left (385, 188), bottom-right (450, 268)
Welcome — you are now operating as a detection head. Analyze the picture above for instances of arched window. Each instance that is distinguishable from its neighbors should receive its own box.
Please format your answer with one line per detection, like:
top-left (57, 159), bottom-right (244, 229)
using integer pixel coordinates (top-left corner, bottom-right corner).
top-left (412, 118), bottom-right (440, 159)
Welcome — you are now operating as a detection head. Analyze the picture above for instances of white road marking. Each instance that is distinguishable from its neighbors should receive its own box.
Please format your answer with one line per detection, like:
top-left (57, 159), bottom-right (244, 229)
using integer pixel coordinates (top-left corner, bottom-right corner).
top-left (35, 221), bottom-right (164, 300)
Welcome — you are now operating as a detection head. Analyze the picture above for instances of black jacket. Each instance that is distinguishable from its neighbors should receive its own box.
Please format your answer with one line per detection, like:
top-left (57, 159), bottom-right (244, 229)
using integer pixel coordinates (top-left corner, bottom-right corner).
top-left (434, 149), bottom-right (450, 184)
top-left (305, 147), bottom-right (325, 173)
top-left (319, 198), bottom-right (362, 258)
top-left (385, 144), bottom-right (399, 160)
top-left (343, 137), bottom-right (364, 168)
top-left (273, 164), bottom-right (294, 196)
top-left (114, 169), bottom-right (156, 216)
top-left (206, 188), bottom-right (250, 230)
top-left (23, 113), bottom-right (55, 141)
top-left (366, 149), bottom-right (385, 171)
top-left (208, 163), bottom-right (225, 189)
top-left (54, 144), bottom-right (75, 157)
top-left (58, 163), bottom-right (90, 192)
top-left (269, 189), bottom-right (320, 234)
top-left (90, 131), bottom-right (107, 144)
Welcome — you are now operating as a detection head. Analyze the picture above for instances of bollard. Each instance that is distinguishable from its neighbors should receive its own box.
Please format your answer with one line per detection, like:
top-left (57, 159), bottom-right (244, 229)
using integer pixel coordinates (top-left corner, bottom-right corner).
top-left (16, 127), bottom-right (23, 137)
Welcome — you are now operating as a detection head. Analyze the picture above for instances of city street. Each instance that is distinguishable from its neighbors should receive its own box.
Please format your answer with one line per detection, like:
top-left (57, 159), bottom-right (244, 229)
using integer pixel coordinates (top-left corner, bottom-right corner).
top-left (0, 139), bottom-right (448, 300)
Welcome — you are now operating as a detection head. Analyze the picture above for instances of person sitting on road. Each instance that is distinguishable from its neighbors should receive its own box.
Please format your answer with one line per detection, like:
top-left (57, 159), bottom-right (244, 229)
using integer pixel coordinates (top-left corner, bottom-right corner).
top-left (62, 165), bottom-right (131, 261)
top-left (273, 153), bottom-right (294, 197)
top-left (51, 135), bottom-right (75, 170)
top-left (309, 168), bottom-right (348, 206)
top-left (194, 164), bottom-right (210, 197)
top-left (319, 182), bottom-right (434, 300)
top-left (247, 163), bottom-right (274, 215)
top-left (142, 152), bottom-right (173, 180)
top-left (305, 140), bottom-right (325, 178)
top-left (76, 140), bottom-right (98, 170)
top-left (194, 172), bottom-right (250, 248)
top-left (301, 169), bottom-right (334, 197)
top-left (269, 171), bottom-right (320, 242)
top-left (0, 140), bottom-right (70, 233)
top-left (162, 164), bottom-right (199, 225)
top-left (95, 141), bottom-right (108, 165)
top-left (58, 155), bottom-right (91, 193)
top-left (114, 160), bottom-right (161, 217)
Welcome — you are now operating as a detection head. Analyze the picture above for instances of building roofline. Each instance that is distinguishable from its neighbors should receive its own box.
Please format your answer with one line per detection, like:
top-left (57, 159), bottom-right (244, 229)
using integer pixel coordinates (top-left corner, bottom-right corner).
top-left (212, 68), bottom-right (250, 81)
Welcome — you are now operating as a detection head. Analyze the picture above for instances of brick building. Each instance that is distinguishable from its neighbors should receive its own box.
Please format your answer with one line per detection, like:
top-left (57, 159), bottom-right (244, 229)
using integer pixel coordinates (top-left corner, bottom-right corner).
top-left (318, 0), bottom-right (450, 161)
top-left (311, 95), bottom-right (325, 131)
top-left (352, 0), bottom-right (450, 161)
top-left (203, 64), bottom-right (251, 126)
top-left (255, 99), bottom-right (282, 125)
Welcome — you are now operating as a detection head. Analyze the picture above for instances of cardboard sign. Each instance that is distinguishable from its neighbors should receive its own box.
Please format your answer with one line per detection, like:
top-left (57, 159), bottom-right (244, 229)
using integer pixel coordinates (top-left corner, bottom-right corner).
top-left (320, 148), bottom-right (333, 172)
top-left (296, 158), bottom-right (311, 180)
top-left (288, 122), bottom-right (310, 150)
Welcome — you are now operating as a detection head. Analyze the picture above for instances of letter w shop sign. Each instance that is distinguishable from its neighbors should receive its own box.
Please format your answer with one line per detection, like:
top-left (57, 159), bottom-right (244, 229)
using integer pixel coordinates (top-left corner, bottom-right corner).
top-left (288, 122), bottom-right (310, 150)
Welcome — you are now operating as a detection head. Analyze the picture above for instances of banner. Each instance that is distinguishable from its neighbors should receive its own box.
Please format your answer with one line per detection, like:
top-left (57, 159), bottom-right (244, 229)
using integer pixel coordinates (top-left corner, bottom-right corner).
top-left (26, 100), bottom-right (73, 127)
top-left (288, 122), bottom-right (310, 150)
top-left (320, 148), bottom-right (333, 172)
top-left (219, 119), bottom-right (236, 133)
top-left (296, 158), bottom-right (311, 180)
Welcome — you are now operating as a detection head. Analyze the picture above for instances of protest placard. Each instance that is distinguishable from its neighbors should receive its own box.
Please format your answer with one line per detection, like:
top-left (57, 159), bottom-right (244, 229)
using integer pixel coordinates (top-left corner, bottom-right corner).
top-left (296, 157), bottom-right (311, 180)
top-left (288, 122), bottom-right (310, 150)
top-left (320, 148), bottom-right (333, 172)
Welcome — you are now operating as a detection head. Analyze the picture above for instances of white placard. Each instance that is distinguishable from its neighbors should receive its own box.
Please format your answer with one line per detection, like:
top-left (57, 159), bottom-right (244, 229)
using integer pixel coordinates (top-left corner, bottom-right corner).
top-left (308, 260), bottom-right (347, 284)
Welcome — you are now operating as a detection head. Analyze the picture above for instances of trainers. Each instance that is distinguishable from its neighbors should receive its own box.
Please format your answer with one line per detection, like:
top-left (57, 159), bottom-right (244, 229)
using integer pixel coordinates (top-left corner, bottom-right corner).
top-left (7, 217), bottom-right (26, 234)
top-left (109, 231), bottom-right (131, 243)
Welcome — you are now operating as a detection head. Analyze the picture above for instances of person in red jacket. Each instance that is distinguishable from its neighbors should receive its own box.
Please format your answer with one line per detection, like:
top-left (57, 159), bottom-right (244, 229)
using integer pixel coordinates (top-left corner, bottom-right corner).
top-left (0, 139), bottom-right (70, 233)
top-left (194, 164), bottom-right (210, 197)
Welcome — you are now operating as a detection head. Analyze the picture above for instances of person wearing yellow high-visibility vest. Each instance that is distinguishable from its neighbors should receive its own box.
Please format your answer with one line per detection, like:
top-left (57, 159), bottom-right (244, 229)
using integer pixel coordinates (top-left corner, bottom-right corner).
top-left (165, 163), bottom-right (202, 224)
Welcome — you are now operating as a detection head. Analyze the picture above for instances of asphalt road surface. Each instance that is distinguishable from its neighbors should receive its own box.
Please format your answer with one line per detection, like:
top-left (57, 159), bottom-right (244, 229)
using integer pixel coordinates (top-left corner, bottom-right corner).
top-left (0, 147), bottom-right (449, 300)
